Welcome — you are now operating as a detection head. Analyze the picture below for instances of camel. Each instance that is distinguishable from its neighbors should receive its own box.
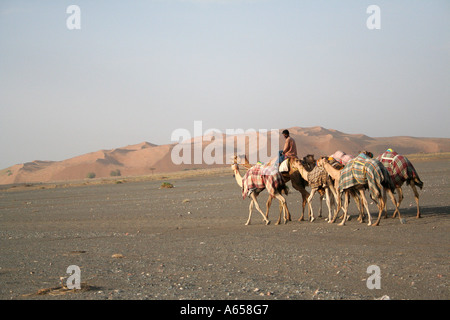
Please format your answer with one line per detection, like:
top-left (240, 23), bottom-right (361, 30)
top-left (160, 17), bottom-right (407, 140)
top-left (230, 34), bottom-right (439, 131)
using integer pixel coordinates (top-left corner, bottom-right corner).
top-left (335, 152), bottom-right (395, 226)
top-left (237, 155), bottom-right (291, 222)
top-left (270, 158), bottom-right (313, 221)
top-left (240, 155), bottom-right (310, 222)
top-left (376, 150), bottom-right (424, 221)
top-left (282, 154), bottom-right (330, 221)
top-left (231, 156), bottom-right (290, 225)
top-left (317, 157), bottom-right (365, 223)
top-left (299, 154), bottom-right (332, 219)
top-left (290, 157), bottom-right (338, 222)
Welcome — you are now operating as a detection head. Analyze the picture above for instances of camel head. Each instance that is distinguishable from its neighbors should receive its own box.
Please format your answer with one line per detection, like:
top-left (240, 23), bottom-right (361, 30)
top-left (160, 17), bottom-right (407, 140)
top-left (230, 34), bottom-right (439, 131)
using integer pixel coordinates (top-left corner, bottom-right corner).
top-left (301, 154), bottom-right (316, 172)
top-left (230, 156), bottom-right (238, 176)
top-left (303, 154), bottom-right (315, 164)
top-left (230, 155), bottom-right (239, 167)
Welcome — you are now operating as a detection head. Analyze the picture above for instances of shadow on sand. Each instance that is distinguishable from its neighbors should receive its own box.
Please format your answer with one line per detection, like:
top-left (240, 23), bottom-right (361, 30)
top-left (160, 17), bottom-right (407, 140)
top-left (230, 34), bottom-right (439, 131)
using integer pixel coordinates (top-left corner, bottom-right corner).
top-left (384, 205), bottom-right (450, 219)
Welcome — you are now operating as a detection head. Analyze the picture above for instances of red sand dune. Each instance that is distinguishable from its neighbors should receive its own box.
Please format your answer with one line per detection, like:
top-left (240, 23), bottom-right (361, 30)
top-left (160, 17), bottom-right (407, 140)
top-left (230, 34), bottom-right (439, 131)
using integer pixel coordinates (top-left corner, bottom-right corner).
top-left (1, 126), bottom-right (449, 185)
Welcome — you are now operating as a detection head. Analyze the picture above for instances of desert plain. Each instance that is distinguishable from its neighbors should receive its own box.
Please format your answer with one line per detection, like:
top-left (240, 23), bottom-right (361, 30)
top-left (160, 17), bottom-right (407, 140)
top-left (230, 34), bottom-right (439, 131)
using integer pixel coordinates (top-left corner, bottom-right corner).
top-left (0, 155), bottom-right (448, 301)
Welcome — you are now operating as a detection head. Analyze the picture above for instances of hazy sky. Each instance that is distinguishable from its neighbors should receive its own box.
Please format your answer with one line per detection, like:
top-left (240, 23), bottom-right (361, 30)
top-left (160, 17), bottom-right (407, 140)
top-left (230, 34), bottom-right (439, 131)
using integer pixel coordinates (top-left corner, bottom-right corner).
top-left (1, 0), bottom-right (449, 168)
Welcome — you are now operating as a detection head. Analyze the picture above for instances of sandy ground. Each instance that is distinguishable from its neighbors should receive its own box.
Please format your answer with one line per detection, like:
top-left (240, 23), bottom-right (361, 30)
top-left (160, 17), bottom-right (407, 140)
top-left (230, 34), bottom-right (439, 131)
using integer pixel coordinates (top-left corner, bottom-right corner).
top-left (0, 159), bottom-right (448, 301)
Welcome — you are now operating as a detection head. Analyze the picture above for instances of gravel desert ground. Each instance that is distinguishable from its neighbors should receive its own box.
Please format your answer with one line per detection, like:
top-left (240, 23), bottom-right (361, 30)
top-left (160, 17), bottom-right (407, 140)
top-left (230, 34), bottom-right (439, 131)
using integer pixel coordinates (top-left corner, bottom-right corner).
top-left (0, 158), bottom-right (448, 301)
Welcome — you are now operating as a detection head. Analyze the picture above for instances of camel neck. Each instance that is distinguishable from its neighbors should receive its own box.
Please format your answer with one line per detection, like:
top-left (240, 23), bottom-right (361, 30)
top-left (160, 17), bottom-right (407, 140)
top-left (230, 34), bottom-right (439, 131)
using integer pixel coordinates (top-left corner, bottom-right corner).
top-left (322, 162), bottom-right (340, 178)
top-left (233, 166), bottom-right (243, 188)
top-left (296, 164), bottom-right (309, 181)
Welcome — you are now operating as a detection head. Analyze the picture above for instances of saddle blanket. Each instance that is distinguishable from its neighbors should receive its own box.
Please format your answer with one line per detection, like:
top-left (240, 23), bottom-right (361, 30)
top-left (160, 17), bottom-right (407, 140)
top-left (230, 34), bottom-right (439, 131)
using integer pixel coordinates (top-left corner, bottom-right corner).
top-left (242, 164), bottom-right (285, 199)
top-left (339, 153), bottom-right (392, 200)
top-left (376, 150), bottom-right (421, 188)
top-left (307, 166), bottom-right (330, 189)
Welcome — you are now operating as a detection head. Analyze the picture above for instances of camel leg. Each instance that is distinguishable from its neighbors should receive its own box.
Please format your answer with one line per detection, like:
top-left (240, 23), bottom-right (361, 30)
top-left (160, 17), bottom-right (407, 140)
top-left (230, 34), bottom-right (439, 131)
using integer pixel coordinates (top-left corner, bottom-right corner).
top-left (386, 188), bottom-right (401, 221)
top-left (338, 191), bottom-right (350, 226)
top-left (283, 190), bottom-right (292, 221)
top-left (384, 187), bottom-right (399, 218)
top-left (372, 196), bottom-right (386, 226)
top-left (249, 193), bottom-right (270, 225)
top-left (307, 189), bottom-right (317, 222)
top-left (329, 189), bottom-right (336, 221)
top-left (331, 183), bottom-right (344, 223)
top-left (276, 201), bottom-right (283, 225)
top-left (327, 184), bottom-right (339, 222)
top-left (298, 190), bottom-right (309, 221)
top-left (324, 188), bottom-right (333, 222)
top-left (275, 200), bottom-right (282, 226)
top-left (359, 189), bottom-right (372, 226)
top-left (283, 197), bottom-right (291, 224)
top-left (274, 194), bottom-right (289, 225)
top-left (265, 195), bottom-right (273, 219)
top-left (318, 194), bottom-right (323, 218)
top-left (339, 189), bottom-right (359, 222)
top-left (410, 183), bottom-right (421, 218)
top-left (336, 190), bottom-right (346, 222)
top-left (246, 200), bottom-right (254, 225)
top-left (392, 187), bottom-right (404, 218)
top-left (351, 191), bottom-right (364, 222)
top-left (332, 182), bottom-right (342, 220)
top-left (358, 194), bottom-right (364, 222)
top-left (330, 190), bottom-right (344, 224)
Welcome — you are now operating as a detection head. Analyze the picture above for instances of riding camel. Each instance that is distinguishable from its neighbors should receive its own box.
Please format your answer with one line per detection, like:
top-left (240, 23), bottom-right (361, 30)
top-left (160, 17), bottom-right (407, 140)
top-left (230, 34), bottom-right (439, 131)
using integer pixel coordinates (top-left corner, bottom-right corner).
top-left (231, 156), bottom-right (290, 225)
top-left (289, 157), bottom-right (338, 222)
top-left (376, 149), bottom-right (424, 221)
top-left (276, 154), bottom-right (334, 221)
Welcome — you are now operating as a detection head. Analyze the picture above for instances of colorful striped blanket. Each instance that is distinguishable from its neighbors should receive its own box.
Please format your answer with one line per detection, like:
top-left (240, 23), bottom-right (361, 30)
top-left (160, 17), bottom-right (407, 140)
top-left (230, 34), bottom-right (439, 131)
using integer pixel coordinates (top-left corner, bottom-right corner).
top-left (339, 153), bottom-right (394, 200)
top-left (242, 164), bottom-right (286, 199)
top-left (376, 150), bottom-right (422, 188)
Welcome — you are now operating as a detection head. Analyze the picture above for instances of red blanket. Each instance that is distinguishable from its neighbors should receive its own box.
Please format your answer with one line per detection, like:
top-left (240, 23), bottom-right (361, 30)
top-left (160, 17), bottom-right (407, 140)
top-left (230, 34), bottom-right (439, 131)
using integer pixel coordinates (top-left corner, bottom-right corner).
top-left (376, 151), bottom-right (421, 188)
top-left (242, 164), bottom-right (285, 199)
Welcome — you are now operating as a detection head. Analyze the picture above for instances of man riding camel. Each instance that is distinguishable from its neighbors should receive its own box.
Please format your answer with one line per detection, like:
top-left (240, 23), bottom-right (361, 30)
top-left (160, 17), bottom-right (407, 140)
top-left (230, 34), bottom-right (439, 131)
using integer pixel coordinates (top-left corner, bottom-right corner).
top-left (278, 129), bottom-right (297, 165)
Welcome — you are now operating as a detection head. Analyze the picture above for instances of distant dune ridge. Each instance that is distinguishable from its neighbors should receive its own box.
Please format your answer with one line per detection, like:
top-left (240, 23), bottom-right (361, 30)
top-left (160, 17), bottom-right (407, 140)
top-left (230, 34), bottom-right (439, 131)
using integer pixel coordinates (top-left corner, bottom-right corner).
top-left (1, 126), bottom-right (449, 185)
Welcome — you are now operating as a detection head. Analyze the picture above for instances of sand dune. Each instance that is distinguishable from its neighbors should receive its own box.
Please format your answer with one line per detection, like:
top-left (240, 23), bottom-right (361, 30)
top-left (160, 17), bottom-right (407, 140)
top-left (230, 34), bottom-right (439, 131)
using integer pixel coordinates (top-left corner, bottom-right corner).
top-left (1, 126), bottom-right (449, 185)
